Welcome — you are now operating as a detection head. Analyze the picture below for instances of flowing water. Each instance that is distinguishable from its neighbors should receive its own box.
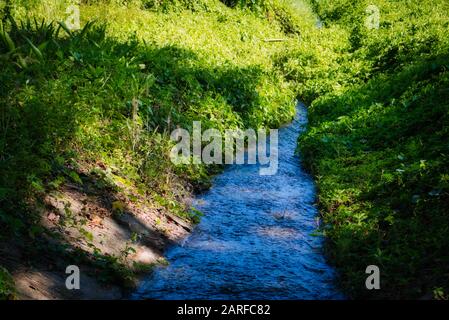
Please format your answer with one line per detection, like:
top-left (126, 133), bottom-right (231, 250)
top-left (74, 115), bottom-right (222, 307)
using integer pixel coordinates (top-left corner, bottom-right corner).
top-left (133, 102), bottom-right (343, 299)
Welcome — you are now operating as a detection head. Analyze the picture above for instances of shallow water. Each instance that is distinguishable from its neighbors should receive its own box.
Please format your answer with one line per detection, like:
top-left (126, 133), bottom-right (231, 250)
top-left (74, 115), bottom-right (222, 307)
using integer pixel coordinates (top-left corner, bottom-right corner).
top-left (133, 102), bottom-right (343, 300)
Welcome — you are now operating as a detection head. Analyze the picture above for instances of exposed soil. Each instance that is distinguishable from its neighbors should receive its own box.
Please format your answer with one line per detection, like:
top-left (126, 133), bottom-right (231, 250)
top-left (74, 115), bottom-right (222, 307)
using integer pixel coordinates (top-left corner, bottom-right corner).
top-left (0, 174), bottom-right (192, 300)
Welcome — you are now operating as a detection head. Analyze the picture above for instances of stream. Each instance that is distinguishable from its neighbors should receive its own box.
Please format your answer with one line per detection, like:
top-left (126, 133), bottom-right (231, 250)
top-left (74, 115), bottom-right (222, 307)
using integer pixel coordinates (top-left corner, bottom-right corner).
top-left (132, 102), bottom-right (343, 299)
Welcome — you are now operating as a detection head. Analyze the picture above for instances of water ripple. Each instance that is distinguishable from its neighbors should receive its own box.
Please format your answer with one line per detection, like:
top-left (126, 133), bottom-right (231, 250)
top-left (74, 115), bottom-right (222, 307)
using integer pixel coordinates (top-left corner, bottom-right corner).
top-left (132, 102), bottom-right (343, 300)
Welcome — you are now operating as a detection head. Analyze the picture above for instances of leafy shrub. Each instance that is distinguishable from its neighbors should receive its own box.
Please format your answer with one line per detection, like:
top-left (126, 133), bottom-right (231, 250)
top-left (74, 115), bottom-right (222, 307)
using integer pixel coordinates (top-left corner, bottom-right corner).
top-left (292, 0), bottom-right (449, 298)
top-left (0, 0), bottom-right (299, 294)
top-left (0, 0), bottom-right (295, 242)
top-left (0, 267), bottom-right (16, 300)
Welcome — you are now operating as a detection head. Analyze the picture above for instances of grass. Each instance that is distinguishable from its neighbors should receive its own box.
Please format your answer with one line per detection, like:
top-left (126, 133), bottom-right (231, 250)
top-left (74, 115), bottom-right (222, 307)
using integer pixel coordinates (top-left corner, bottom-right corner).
top-left (277, 0), bottom-right (449, 298)
top-left (1, 0), bottom-right (448, 299)
top-left (0, 266), bottom-right (16, 300)
top-left (0, 0), bottom-right (298, 298)
top-left (0, 0), bottom-right (297, 226)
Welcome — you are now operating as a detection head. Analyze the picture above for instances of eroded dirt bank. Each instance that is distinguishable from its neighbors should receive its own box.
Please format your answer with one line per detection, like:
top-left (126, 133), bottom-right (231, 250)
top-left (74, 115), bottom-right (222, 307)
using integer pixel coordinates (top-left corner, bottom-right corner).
top-left (0, 169), bottom-right (192, 299)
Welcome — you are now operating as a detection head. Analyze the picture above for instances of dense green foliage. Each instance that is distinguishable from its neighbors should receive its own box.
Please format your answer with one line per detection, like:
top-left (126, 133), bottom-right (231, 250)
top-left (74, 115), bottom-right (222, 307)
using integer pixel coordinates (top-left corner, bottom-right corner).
top-left (1, 0), bottom-right (448, 299)
top-left (0, 0), bottom-right (297, 298)
top-left (0, 266), bottom-right (16, 300)
top-left (0, 0), bottom-right (295, 222)
top-left (278, 0), bottom-right (449, 298)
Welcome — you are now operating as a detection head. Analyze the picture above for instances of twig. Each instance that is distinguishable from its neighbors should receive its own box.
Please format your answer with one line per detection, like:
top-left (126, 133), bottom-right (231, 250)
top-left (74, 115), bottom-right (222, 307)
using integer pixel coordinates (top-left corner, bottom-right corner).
top-left (263, 38), bottom-right (288, 42)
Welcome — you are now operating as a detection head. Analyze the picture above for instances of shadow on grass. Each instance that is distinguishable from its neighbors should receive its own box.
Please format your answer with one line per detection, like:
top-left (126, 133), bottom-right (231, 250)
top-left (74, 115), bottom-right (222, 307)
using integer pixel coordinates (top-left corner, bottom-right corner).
top-left (299, 50), bottom-right (449, 298)
top-left (0, 19), bottom-right (274, 296)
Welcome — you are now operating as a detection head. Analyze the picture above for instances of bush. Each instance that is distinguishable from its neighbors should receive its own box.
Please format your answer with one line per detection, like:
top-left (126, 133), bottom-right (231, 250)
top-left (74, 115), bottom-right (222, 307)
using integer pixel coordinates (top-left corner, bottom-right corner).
top-left (0, 0), bottom-right (295, 238)
top-left (0, 267), bottom-right (16, 300)
top-left (290, 0), bottom-right (449, 298)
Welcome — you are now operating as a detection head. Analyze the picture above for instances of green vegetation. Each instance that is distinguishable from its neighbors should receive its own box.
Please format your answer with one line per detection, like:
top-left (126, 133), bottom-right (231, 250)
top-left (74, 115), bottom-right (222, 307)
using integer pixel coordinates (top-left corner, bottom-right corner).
top-left (277, 0), bottom-right (449, 298)
top-left (0, 0), bottom-right (297, 298)
top-left (0, 0), bottom-right (297, 224)
top-left (1, 0), bottom-right (448, 299)
top-left (0, 266), bottom-right (16, 300)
